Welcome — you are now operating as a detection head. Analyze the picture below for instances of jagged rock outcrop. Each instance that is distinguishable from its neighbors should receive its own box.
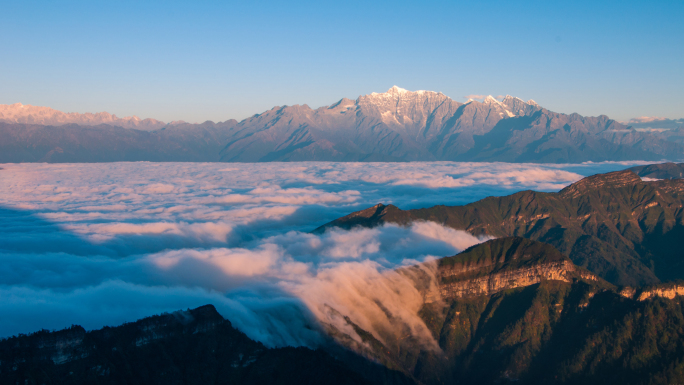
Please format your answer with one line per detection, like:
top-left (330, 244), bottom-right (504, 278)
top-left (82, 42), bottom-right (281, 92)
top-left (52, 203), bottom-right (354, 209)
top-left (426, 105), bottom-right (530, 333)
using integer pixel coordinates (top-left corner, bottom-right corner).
top-left (437, 238), bottom-right (598, 299)
top-left (318, 166), bottom-right (684, 286)
top-left (619, 283), bottom-right (684, 301)
top-left (636, 284), bottom-right (684, 300)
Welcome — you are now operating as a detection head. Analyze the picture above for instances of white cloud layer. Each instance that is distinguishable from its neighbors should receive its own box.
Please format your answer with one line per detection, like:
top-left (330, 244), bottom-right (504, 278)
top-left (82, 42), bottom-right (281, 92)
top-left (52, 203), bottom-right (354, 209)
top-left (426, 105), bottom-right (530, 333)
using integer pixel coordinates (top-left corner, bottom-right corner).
top-left (0, 161), bottom-right (648, 347)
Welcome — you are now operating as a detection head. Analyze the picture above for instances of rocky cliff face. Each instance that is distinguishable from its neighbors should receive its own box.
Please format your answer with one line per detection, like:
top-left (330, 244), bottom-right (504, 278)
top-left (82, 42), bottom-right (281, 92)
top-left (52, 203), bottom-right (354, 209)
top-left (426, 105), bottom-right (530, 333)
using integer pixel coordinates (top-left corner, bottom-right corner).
top-left (435, 237), bottom-right (599, 299)
top-left (637, 285), bottom-right (684, 300)
top-left (439, 259), bottom-right (596, 298)
top-left (619, 283), bottom-right (684, 301)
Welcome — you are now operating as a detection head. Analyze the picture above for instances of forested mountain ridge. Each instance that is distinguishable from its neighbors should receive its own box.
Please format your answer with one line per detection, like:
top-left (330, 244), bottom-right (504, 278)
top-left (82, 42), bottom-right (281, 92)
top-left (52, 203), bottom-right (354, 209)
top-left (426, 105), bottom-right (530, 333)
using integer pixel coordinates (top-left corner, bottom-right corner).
top-left (0, 305), bottom-right (412, 385)
top-left (317, 167), bottom-right (684, 286)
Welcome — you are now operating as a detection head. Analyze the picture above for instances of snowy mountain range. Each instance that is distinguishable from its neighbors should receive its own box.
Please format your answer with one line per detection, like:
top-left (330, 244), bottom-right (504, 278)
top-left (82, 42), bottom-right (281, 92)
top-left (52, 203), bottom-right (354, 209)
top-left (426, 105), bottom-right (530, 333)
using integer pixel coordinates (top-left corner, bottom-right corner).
top-left (0, 103), bottom-right (167, 131)
top-left (1, 87), bottom-right (683, 162)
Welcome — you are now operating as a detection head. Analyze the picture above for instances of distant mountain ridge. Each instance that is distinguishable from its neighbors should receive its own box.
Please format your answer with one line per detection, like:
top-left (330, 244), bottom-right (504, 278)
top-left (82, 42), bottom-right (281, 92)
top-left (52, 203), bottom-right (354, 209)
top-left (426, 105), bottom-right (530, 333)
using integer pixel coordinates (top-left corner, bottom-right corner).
top-left (216, 86), bottom-right (682, 162)
top-left (2, 87), bottom-right (683, 162)
top-left (0, 103), bottom-right (168, 131)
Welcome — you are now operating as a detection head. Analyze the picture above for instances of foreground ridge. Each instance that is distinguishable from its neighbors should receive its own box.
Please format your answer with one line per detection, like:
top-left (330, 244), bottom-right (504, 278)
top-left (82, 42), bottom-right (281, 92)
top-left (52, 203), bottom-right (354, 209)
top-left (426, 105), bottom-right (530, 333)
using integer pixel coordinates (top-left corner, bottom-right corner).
top-left (325, 237), bottom-right (684, 384)
top-left (318, 166), bottom-right (684, 286)
top-left (0, 304), bottom-right (411, 385)
top-left (6, 238), bottom-right (684, 384)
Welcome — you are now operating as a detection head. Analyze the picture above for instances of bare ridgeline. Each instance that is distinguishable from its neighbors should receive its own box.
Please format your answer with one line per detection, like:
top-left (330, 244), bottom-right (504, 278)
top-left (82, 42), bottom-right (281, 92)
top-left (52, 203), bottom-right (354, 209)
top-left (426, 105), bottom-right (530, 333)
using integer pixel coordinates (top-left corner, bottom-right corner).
top-left (1, 87), bottom-right (684, 163)
top-left (3, 162), bottom-right (684, 384)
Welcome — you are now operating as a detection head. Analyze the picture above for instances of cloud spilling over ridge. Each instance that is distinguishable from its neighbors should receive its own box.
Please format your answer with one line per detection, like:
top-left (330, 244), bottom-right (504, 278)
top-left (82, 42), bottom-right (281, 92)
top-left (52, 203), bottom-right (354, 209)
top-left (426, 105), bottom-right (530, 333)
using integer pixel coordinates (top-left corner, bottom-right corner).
top-left (0, 222), bottom-right (481, 348)
top-left (0, 161), bottom-right (647, 347)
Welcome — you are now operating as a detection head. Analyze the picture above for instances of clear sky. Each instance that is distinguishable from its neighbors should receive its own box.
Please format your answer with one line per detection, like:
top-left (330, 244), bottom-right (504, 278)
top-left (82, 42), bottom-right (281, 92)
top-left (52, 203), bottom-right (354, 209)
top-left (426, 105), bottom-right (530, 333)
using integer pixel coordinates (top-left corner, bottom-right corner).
top-left (1, 0), bottom-right (682, 123)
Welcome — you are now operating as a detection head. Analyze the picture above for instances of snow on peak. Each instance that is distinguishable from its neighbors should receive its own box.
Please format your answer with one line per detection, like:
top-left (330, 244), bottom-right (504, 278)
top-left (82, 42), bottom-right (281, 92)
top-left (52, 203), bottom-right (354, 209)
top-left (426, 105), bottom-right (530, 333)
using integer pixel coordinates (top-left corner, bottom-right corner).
top-left (503, 95), bottom-right (524, 102)
top-left (527, 99), bottom-right (539, 106)
top-left (0, 103), bottom-right (166, 130)
top-left (483, 95), bottom-right (503, 105)
top-left (388, 85), bottom-right (409, 93)
top-left (367, 86), bottom-right (435, 99)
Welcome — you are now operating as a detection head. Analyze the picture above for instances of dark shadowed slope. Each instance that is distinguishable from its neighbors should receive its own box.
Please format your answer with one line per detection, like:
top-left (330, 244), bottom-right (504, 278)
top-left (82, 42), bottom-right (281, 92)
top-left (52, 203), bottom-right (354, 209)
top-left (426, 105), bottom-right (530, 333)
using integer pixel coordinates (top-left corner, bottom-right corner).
top-left (317, 168), bottom-right (684, 286)
top-left (0, 304), bottom-right (414, 385)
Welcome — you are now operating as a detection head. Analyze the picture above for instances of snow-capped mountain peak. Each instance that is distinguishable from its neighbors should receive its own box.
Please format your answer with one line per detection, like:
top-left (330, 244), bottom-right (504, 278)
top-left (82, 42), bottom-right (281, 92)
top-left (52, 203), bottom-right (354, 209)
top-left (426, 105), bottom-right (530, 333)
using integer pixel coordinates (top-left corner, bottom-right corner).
top-left (483, 95), bottom-right (502, 105)
top-left (388, 85), bottom-right (409, 94)
top-left (0, 103), bottom-right (167, 131)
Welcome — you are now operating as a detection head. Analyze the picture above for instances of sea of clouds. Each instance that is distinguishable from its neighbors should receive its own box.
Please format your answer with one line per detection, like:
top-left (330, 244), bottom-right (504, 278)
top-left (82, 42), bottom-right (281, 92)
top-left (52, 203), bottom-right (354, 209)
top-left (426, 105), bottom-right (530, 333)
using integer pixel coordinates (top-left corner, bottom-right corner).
top-left (0, 161), bottom-right (649, 347)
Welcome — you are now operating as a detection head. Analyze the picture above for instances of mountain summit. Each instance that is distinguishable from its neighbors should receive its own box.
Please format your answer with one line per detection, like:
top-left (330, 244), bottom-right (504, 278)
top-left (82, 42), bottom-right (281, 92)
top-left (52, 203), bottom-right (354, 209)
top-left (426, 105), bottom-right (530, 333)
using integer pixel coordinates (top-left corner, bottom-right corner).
top-left (217, 87), bottom-right (680, 162)
top-left (1, 87), bottom-right (683, 162)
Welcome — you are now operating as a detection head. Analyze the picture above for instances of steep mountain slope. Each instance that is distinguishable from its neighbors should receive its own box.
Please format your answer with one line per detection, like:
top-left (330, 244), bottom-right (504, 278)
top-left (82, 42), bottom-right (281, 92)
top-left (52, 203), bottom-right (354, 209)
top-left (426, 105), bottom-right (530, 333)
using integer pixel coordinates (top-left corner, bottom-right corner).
top-left (317, 168), bottom-right (684, 286)
top-left (218, 86), bottom-right (683, 162)
top-left (0, 305), bottom-right (413, 385)
top-left (2, 87), bottom-right (682, 162)
top-left (321, 238), bottom-right (684, 384)
top-left (430, 256), bottom-right (684, 384)
top-left (0, 103), bottom-right (167, 131)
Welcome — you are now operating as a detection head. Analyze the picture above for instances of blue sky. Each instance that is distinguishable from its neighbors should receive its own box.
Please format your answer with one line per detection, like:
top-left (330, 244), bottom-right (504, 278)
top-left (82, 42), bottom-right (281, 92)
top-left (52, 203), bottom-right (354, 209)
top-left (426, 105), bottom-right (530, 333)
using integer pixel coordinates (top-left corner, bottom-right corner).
top-left (1, 0), bottom-right (682, 123)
